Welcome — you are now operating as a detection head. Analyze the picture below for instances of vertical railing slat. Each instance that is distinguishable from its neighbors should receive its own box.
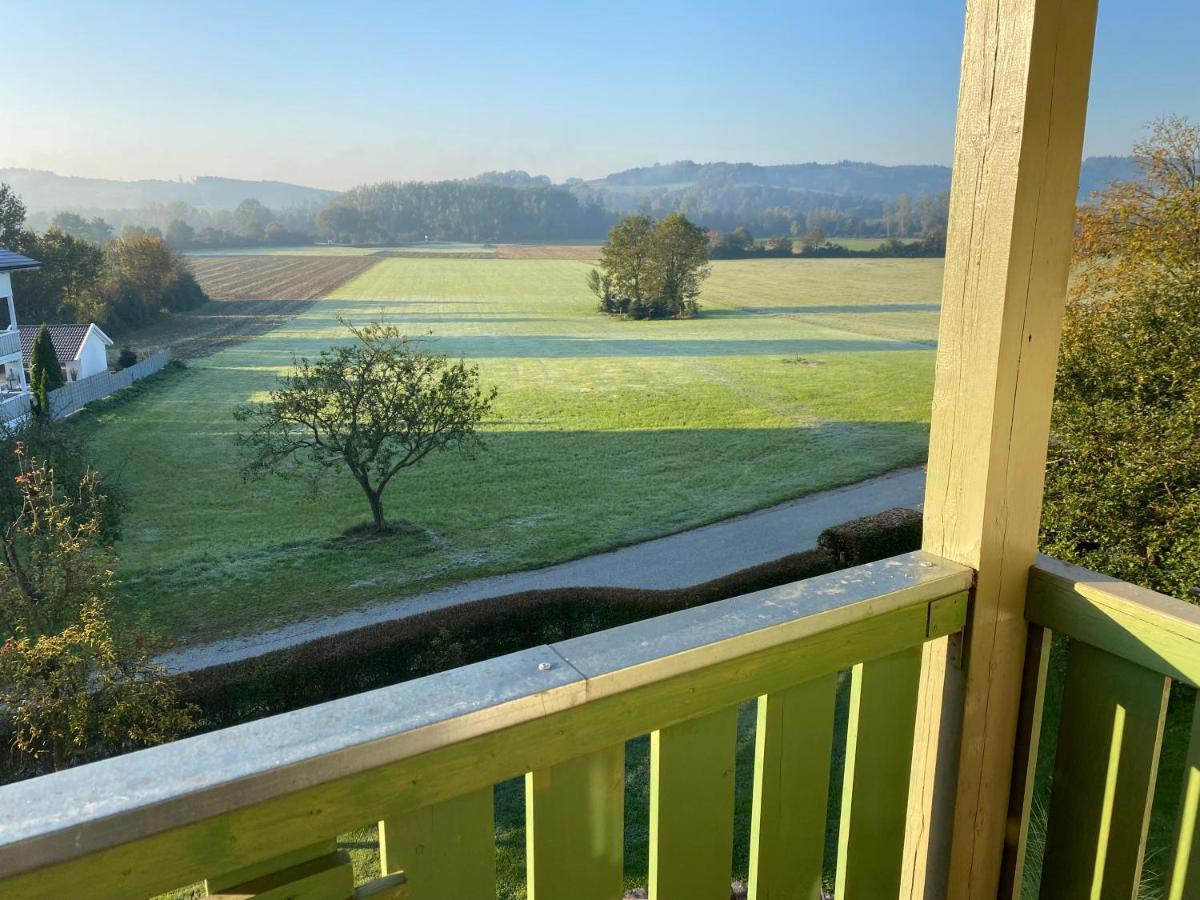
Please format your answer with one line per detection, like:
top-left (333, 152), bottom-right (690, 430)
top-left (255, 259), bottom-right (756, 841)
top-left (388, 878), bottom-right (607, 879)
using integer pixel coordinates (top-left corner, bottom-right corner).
top-left (649, 706), bottom-right (738, 899)
top-left (834, 645), bottom-right (923, 899)
top-left (1039, 641), bottom-right (1169, 899)
top-left (526, 744), bottom-right (625, 900)
top-left (379, 787), bottom-right (495, 899)
top-left (998, 625), bottom-right (1052, 899)
top-left (1167, 696), bottom-right (1200, 900)
top-left (748, 674), bottom-right (838, 900)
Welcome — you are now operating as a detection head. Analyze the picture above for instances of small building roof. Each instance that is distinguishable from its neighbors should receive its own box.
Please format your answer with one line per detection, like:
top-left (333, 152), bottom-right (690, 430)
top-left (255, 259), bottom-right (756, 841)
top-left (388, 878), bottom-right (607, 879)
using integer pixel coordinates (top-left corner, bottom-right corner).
top-left (0, 248), bottom-right (41, 273)
top-left (19, 324), bottom-right (113, 367)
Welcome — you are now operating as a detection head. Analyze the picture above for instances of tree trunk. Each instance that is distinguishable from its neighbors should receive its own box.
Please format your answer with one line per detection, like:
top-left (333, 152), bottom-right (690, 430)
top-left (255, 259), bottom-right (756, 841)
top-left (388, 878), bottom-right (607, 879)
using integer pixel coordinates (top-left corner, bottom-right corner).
top-left (365, 487), bottom-right (386, 531)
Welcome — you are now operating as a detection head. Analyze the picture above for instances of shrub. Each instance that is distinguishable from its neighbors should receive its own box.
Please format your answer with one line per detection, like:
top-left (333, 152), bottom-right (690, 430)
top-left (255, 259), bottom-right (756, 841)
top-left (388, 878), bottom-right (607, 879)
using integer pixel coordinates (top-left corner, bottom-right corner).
top-left (0, 455), bottom-right (192, 773)
top-left (1040, 118), bottom-right (1200, 599)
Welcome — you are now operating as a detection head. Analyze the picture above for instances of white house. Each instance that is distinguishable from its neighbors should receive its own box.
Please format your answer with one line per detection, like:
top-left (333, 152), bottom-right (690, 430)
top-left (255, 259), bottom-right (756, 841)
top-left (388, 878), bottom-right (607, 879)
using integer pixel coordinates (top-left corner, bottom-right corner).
top-left (20, 323), bottom-right (114, 383)
top-left (0, 248), bottom-right (37, 398)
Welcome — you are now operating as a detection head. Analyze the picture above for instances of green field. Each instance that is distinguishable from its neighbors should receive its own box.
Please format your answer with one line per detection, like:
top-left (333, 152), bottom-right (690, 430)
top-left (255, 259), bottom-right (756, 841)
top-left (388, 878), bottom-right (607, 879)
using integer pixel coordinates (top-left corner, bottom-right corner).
top-left (83, 257), bottom-right (942, 646)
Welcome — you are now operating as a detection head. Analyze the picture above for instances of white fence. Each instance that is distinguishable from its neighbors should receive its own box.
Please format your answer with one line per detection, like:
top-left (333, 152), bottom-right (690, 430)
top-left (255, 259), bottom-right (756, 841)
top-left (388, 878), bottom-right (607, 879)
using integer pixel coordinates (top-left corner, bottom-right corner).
top-left (0, 393), bottom-right (30, 424)
top-left (48, 350), bottom-right (172, 419)
top-left (0, 329), bottom-right (20, 359)
top-left (0, 350), bottom-right (172, 425)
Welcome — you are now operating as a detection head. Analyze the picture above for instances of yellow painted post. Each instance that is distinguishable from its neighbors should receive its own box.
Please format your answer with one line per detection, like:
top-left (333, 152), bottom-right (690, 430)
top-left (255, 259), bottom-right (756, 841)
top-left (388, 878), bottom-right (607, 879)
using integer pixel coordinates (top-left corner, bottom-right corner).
top-left (748, 674), bottom-right (838, 900)
top-left (905, 0), bottom-right (1101, 896)
top-left (835, 645), bottom-right (923, 899)
top-left (379, 787), bottom-right (495, 899)
top-left (1039, 642), bottom-right (1169, 898)
top-left (649, 706), bottom-right (738, 900)
top-left (526, 745), bottom-right (624, 900)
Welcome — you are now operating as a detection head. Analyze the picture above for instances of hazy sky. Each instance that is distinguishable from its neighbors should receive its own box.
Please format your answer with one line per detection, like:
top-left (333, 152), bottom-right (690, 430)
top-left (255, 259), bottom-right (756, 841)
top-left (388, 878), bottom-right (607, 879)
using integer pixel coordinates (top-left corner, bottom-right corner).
top-left (4, 0), bottom-right (1196, 189)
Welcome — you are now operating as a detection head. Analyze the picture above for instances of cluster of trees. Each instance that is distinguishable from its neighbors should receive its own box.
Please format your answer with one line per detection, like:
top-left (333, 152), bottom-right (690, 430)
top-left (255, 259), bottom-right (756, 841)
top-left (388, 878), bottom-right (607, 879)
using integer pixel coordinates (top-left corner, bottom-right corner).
top-left (315, 181), bottom-right (613, 244)
top-left (1041, 117), bottom-right (1200, 600)
top-left (0, 422), bottom-right (192, 774)
top-left (161, 198), bottom-right (313, 249)
top-left (588, 213), bottom-right (711, 319)
top-left (708, 227), bottom-right (795, 258)
top-left (1, 184), bottom-right (207, 329)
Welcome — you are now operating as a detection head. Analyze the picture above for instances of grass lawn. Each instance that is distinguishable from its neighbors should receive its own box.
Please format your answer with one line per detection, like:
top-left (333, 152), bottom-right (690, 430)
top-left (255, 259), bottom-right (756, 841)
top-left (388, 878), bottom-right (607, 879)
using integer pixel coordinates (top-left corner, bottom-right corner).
top-left (81, 256), bottom-right (942, 647)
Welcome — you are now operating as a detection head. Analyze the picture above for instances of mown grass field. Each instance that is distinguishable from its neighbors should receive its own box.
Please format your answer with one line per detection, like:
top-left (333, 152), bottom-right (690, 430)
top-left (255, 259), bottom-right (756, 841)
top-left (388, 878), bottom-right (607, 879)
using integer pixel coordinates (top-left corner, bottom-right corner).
top-left (82, 256), bottom-right (943, 646)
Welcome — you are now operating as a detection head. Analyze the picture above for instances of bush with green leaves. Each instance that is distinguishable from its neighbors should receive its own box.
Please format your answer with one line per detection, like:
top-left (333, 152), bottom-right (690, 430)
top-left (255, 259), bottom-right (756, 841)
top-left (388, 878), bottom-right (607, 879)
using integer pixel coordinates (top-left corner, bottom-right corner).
top-left (0, 454), bottom-right (192, 772)
top-left (1041, 118), bottom-right (1200, 599)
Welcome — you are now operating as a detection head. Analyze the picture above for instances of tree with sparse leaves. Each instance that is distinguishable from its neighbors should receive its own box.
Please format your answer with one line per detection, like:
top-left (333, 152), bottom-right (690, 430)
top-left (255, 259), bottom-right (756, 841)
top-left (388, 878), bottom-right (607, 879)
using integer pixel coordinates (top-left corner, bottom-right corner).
top-left (0, 453), bottom-right (192, 771)
top-left (235, 322), bottom-right (497, 532)
top-left (1041, 117), bottom-right (1200, 599)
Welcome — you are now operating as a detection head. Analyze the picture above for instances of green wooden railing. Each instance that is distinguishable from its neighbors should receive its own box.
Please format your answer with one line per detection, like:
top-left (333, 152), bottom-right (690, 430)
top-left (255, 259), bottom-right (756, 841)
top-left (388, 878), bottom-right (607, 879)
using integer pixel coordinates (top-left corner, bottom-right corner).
top-left (0, 552), bottom-right (971, 900)
top-left (1008, 556), bottom-right (1200, 900)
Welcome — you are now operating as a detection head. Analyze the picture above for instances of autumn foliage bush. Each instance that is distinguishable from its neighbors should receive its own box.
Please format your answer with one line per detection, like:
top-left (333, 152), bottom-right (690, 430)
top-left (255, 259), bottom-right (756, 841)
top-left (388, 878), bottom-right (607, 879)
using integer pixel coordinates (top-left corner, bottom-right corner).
top-left (1041, 118), bottom-right (1200, 599)
top-left (0, 453), bottom-right (192, 775)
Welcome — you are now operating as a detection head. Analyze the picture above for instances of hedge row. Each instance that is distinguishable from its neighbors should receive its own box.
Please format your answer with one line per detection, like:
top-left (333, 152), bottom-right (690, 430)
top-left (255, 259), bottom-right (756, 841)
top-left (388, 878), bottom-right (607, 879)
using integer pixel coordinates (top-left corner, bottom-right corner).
top-left (181, 507), bottom-right (924, 731)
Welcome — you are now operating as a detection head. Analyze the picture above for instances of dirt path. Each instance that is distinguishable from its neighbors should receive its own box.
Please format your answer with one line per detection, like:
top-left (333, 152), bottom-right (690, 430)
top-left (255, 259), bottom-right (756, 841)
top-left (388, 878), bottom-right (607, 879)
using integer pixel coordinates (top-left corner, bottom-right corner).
top-left (158, 465), bottom-right (926, 673)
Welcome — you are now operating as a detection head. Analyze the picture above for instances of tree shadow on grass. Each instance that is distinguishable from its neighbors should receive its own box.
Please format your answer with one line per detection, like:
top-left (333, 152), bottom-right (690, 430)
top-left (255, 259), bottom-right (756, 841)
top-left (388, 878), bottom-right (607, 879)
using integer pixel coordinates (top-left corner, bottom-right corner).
top-left (355, 335), bottom-right (930, 357)
top-left (118, 421), bottom-right (931, 646)
top-left (705, 302), bottom-right (941, 316)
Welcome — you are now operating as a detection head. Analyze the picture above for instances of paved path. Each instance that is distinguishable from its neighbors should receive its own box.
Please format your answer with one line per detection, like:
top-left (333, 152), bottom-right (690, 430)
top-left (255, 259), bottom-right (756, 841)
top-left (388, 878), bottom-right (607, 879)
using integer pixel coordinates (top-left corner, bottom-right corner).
top-left (160, 466), bottom-right (926, 673)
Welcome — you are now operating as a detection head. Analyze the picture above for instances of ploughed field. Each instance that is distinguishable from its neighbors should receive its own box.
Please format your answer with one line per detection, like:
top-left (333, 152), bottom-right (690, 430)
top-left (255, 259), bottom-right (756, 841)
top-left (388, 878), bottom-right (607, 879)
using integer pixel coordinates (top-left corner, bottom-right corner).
top-left (189, 254), bottom-right (379, 300)
top-left (81, 253), bottom-right (943, 646)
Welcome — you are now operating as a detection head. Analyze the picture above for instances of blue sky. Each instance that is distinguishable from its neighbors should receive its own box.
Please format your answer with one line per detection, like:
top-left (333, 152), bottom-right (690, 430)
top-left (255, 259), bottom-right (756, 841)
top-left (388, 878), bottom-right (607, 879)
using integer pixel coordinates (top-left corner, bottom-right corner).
top-left (3, 0), bottom-right (1196, 189)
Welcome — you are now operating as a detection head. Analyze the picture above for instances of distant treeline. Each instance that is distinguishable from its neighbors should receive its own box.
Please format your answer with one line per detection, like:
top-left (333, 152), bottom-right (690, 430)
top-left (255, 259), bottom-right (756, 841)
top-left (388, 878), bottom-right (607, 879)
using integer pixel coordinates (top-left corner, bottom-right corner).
top-left (707, 226), bottom-right (946, 259)
top-left (29, 181), bottom-right (952, 252)
top-left (1, 184), bottom-right (208, 331)
top-left (314, 181), bottom-right (614, 243)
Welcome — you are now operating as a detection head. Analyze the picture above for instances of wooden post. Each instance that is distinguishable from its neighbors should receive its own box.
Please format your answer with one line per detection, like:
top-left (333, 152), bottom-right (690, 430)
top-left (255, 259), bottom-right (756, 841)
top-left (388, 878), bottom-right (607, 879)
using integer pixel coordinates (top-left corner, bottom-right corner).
top-left (904, 0), bottom-right (1099, 896)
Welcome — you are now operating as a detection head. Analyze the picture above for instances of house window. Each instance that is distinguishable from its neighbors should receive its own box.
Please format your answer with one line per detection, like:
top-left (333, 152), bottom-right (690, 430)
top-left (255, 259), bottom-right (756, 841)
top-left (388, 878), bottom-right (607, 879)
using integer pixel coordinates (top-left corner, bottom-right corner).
top-left (0, 300), bottom-right (11, 331)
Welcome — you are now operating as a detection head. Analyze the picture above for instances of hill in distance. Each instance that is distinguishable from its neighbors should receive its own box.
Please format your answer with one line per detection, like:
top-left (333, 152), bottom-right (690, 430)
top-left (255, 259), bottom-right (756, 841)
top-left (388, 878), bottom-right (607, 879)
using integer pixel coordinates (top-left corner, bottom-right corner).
top-left (571, 156), bottom-right (1139, 208)
top-left (0, 169), bottom-right (336, 213)
top-left (3, 157), bottom-right (1138, 223)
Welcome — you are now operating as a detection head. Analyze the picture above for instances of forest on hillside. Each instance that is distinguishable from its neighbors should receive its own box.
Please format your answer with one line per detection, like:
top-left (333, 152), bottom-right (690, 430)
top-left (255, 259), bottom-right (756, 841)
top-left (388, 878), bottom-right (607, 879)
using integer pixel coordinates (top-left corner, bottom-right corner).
top-left (3, 156), bottom-right (1138, 249)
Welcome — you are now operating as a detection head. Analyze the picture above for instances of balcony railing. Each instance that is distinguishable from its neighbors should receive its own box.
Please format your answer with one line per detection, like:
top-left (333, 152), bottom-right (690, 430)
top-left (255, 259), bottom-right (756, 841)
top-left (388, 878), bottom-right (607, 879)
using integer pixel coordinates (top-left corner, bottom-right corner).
top-left (0, 552), bottom-right (972, 899)
top-left (0, 549), bottom-right (1195, 898)
top-left (0, 328), bottom-right (20, 360)
top-left (1011, 555), bottom-right (1200, 898)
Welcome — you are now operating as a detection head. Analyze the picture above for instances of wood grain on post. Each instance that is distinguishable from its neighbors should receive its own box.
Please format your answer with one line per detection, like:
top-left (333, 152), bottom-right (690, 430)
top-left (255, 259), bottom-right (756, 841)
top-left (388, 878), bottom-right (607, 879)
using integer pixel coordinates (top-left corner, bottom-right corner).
top-left (903, 0), bottom-right (1100, 896)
